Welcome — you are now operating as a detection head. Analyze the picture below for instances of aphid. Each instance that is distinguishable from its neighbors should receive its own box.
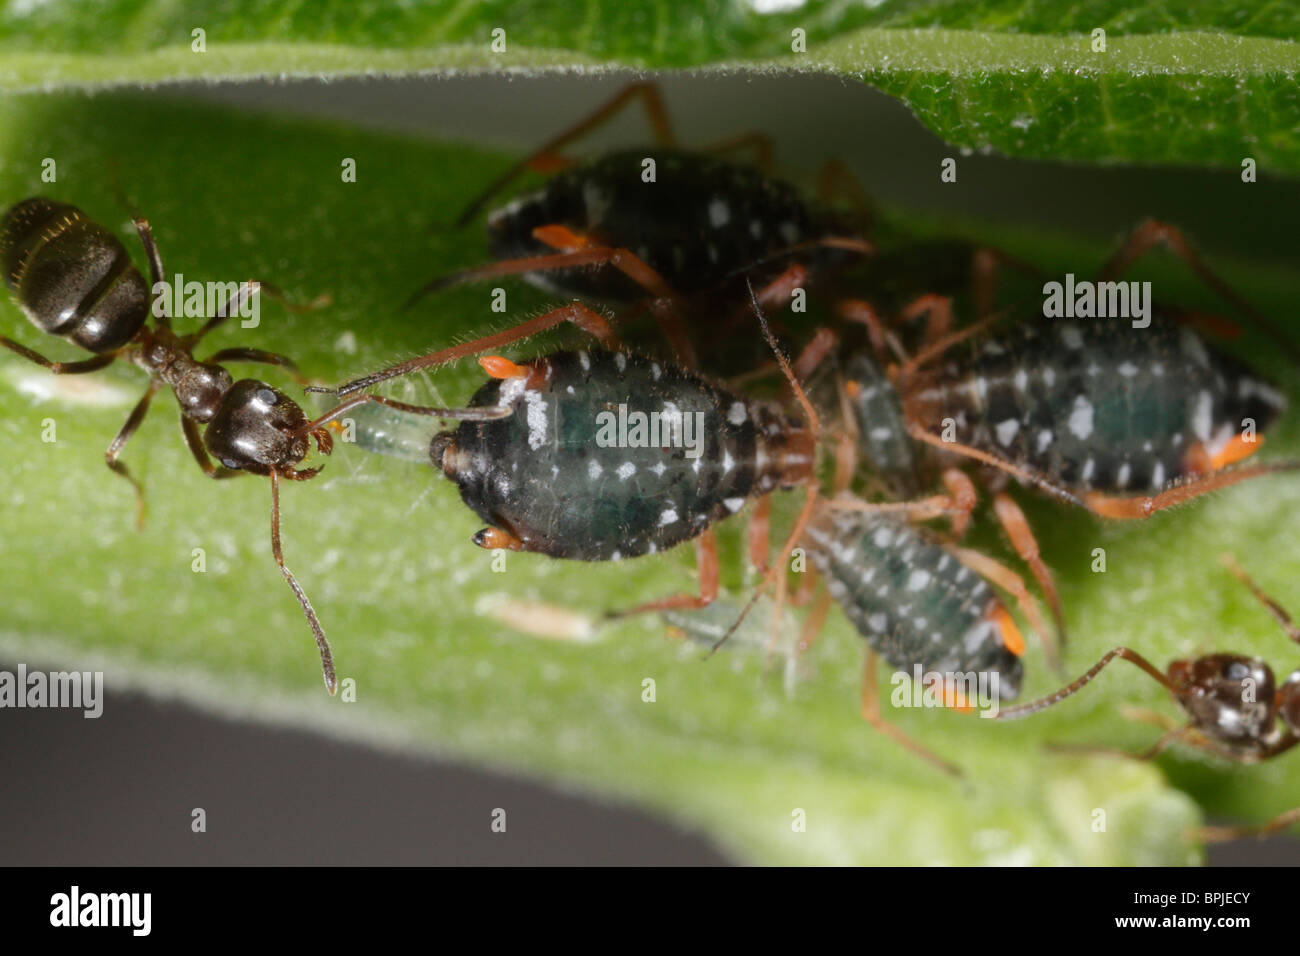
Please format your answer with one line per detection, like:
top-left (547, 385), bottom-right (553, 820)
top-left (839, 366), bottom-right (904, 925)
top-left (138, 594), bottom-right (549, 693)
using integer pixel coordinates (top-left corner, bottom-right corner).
top-left (410, 81), bottom-right (873, 366)
top-left (799, 502), bottom-right (1032, 776)
top-left (0, 197), bottom-right (345, 692)
top-left (795, 220), bottom-right (1299, 654)
top-left (997, 556), bottom-right (1300, 842)
top-left (307, 299), bottom-right (824, 613)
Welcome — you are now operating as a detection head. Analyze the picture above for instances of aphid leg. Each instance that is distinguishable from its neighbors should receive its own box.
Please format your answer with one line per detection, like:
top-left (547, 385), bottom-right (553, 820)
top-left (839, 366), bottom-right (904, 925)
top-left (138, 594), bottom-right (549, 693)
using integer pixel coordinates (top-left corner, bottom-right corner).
top-left (608, 529), bottom-right (720, 617)
top-left (992, 492), bottom-right (1067, 659)
top-left (816, 158), bottom-right (875, 236)
top-left (834, 300), bottom-right (906, 362)
top-left (940, 468), bottom-right (977, 537)
top-left (747, 494), bottom-right (772, 575)
top-left (180, 416), bottom-right (241, 479)
top-left (946, 545), bottom-right (1058, 671)
top-left (315, 302), bottom-right (621, 397)
top-left (300, 393), bottom-right (513, 438)
top-left (1221, 553), bottom-right (1300, 643)
top-left (906, 425), bottom-right (1088, 508)
top-left (1192, 806), bottom-right (1300, 844)
top-left (0, 338), bottom-right (117, 374)
top-left (455, 80), bottom-right (677, 227)
top-left (792, 326), bottom-right (842, 381)
top-left (996, 646), bottom-right (1176, 720)
top-left (1082, 460), bottom-right (1300, 520)
top-left (861, 650), bottom-right (963, 777)
top-left (406, 224), bottom-right (695, 367)
top-left (1096, 217), bottom-right (1298, 360)
top-left (104, 382), bottom-right (161, 530)
top-left (898, 293), bottom-right (955, 351)
top-left (700, 129), bottom-right (775, 173)
top-left (969, 245), bottom-right (1041, 321)
top-left (268, 469), bottom-right (336, 694)
top-left (796, 583), bottom-right (833, 655)
top-left (897, 308), bottom-right (1005, 379)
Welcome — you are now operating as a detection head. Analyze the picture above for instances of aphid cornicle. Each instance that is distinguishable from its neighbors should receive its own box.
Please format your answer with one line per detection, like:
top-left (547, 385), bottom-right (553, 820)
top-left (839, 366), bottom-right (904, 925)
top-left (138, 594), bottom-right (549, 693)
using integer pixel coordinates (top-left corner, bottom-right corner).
top-left (0, 197), bottom-right (343, 693)
top-left (997, 556), bottom-right (1300, 842)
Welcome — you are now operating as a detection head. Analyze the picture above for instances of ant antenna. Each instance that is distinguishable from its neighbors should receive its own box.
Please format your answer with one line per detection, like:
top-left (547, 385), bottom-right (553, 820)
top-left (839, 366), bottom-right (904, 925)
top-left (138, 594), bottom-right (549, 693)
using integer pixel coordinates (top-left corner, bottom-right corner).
top-left (996, 646), bottom-right (1175, 720)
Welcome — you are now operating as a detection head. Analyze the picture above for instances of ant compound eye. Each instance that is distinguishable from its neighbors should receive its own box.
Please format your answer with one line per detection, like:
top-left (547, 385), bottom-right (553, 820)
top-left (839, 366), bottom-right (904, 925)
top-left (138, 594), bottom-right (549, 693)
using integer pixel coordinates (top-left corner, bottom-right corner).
top-left (256, 387), bottom-right (278, 405)
top-left (1224, 660), bottom-right (1252, 681)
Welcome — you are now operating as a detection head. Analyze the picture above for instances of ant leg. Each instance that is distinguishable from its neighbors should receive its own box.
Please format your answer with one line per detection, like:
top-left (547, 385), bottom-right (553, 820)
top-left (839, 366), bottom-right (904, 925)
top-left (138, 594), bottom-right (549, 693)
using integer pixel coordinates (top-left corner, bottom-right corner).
top-left (315, 302), bottom-right (622, 397)
top-left (204, 347), bottom-right (306, 384)
top-left (861, 650), bottom-right (963, 777)
top-left (269, 469), bottom-right (336, 695)
top-left (131, 217), bottom-right (165, 289)
top-left (180, 416), bottom-right (242, 479)
top-left (607, 529), bottom-right (720, 618)
top-left (1193, 806), bottom-right (1300, 844)
top-left (946, 545), bottom-right (1057, 671)
top-left (1221, 553), bottom-right (1300, 642)
top-left (190, 281), bottom-right (329, 345)
top-left (991, 492), bottom-right (1066, 657)
top-left (105, 384), bottom-right (161, 529)
top-left (456, 80), bottom-right (676, 227)
top-left (897, 308), bottom-right (1005, 379)
top-left (0, 338), bottom-right (116, 374)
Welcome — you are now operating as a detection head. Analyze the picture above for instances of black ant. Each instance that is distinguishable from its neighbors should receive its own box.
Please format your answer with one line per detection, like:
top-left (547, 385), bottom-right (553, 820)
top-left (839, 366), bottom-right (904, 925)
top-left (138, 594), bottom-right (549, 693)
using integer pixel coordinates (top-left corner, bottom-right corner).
top-left (0, 197), bottom-right (347, 692)
top-left (997, 555), bottom-right (1300, 841)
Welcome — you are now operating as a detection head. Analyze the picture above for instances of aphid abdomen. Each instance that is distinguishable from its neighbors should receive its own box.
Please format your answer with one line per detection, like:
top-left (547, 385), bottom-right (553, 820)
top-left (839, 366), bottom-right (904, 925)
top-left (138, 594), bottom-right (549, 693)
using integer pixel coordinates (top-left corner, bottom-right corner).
top-left (908, 316), bottom-right (1286, 493)
top-left (435, 348), bottom-right (812, 560)
top-left (806, 510), bottom-right (1023, 695)
top-left (486, 149), bottom-right (830, 300)
top-left (0, 198), bottom-right (149, 353)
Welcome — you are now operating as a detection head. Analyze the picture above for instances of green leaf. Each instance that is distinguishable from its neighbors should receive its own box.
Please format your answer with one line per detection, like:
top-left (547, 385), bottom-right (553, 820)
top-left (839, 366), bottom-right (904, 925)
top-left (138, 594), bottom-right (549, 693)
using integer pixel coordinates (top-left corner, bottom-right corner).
top-left (0, 2), bottom-right (1295, 173)
top-left (6, 92), bottom-right (1300, 864)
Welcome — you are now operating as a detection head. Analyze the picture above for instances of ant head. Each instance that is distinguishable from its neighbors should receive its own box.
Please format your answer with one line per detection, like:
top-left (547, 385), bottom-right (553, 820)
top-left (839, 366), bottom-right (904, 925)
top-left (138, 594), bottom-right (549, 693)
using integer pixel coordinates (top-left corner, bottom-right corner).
top-left (1279, 669), bottom-right (1300, 736)
top-left (176, 362), bottom-right (234, 423)
top-left (205, 379), bottom-right (313, 473)
top-left (1168, 653), bottom-right (1276, 743)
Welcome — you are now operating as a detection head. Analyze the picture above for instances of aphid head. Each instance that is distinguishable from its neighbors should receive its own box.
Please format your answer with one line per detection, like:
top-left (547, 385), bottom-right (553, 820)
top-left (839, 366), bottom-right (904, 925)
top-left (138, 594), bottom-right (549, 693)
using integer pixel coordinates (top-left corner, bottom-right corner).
top-left (1168, 653), bottom-right (1276, 743)
top-left (204, 379), bottom-right (313, 474)
top-left (175, 362), bottom-right (234, 423)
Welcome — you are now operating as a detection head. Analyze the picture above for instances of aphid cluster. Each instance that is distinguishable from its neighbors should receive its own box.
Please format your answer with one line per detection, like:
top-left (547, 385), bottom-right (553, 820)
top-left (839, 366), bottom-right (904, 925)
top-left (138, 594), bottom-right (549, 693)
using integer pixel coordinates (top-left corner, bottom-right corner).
top-left (5, 81), bottom-right (1298, 838)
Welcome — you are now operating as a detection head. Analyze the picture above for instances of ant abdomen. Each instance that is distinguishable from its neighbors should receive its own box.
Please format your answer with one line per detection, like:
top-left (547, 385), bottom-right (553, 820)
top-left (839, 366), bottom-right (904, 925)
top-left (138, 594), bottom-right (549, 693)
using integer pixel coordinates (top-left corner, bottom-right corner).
top-left (0, 198), bottom-right (149, 353)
